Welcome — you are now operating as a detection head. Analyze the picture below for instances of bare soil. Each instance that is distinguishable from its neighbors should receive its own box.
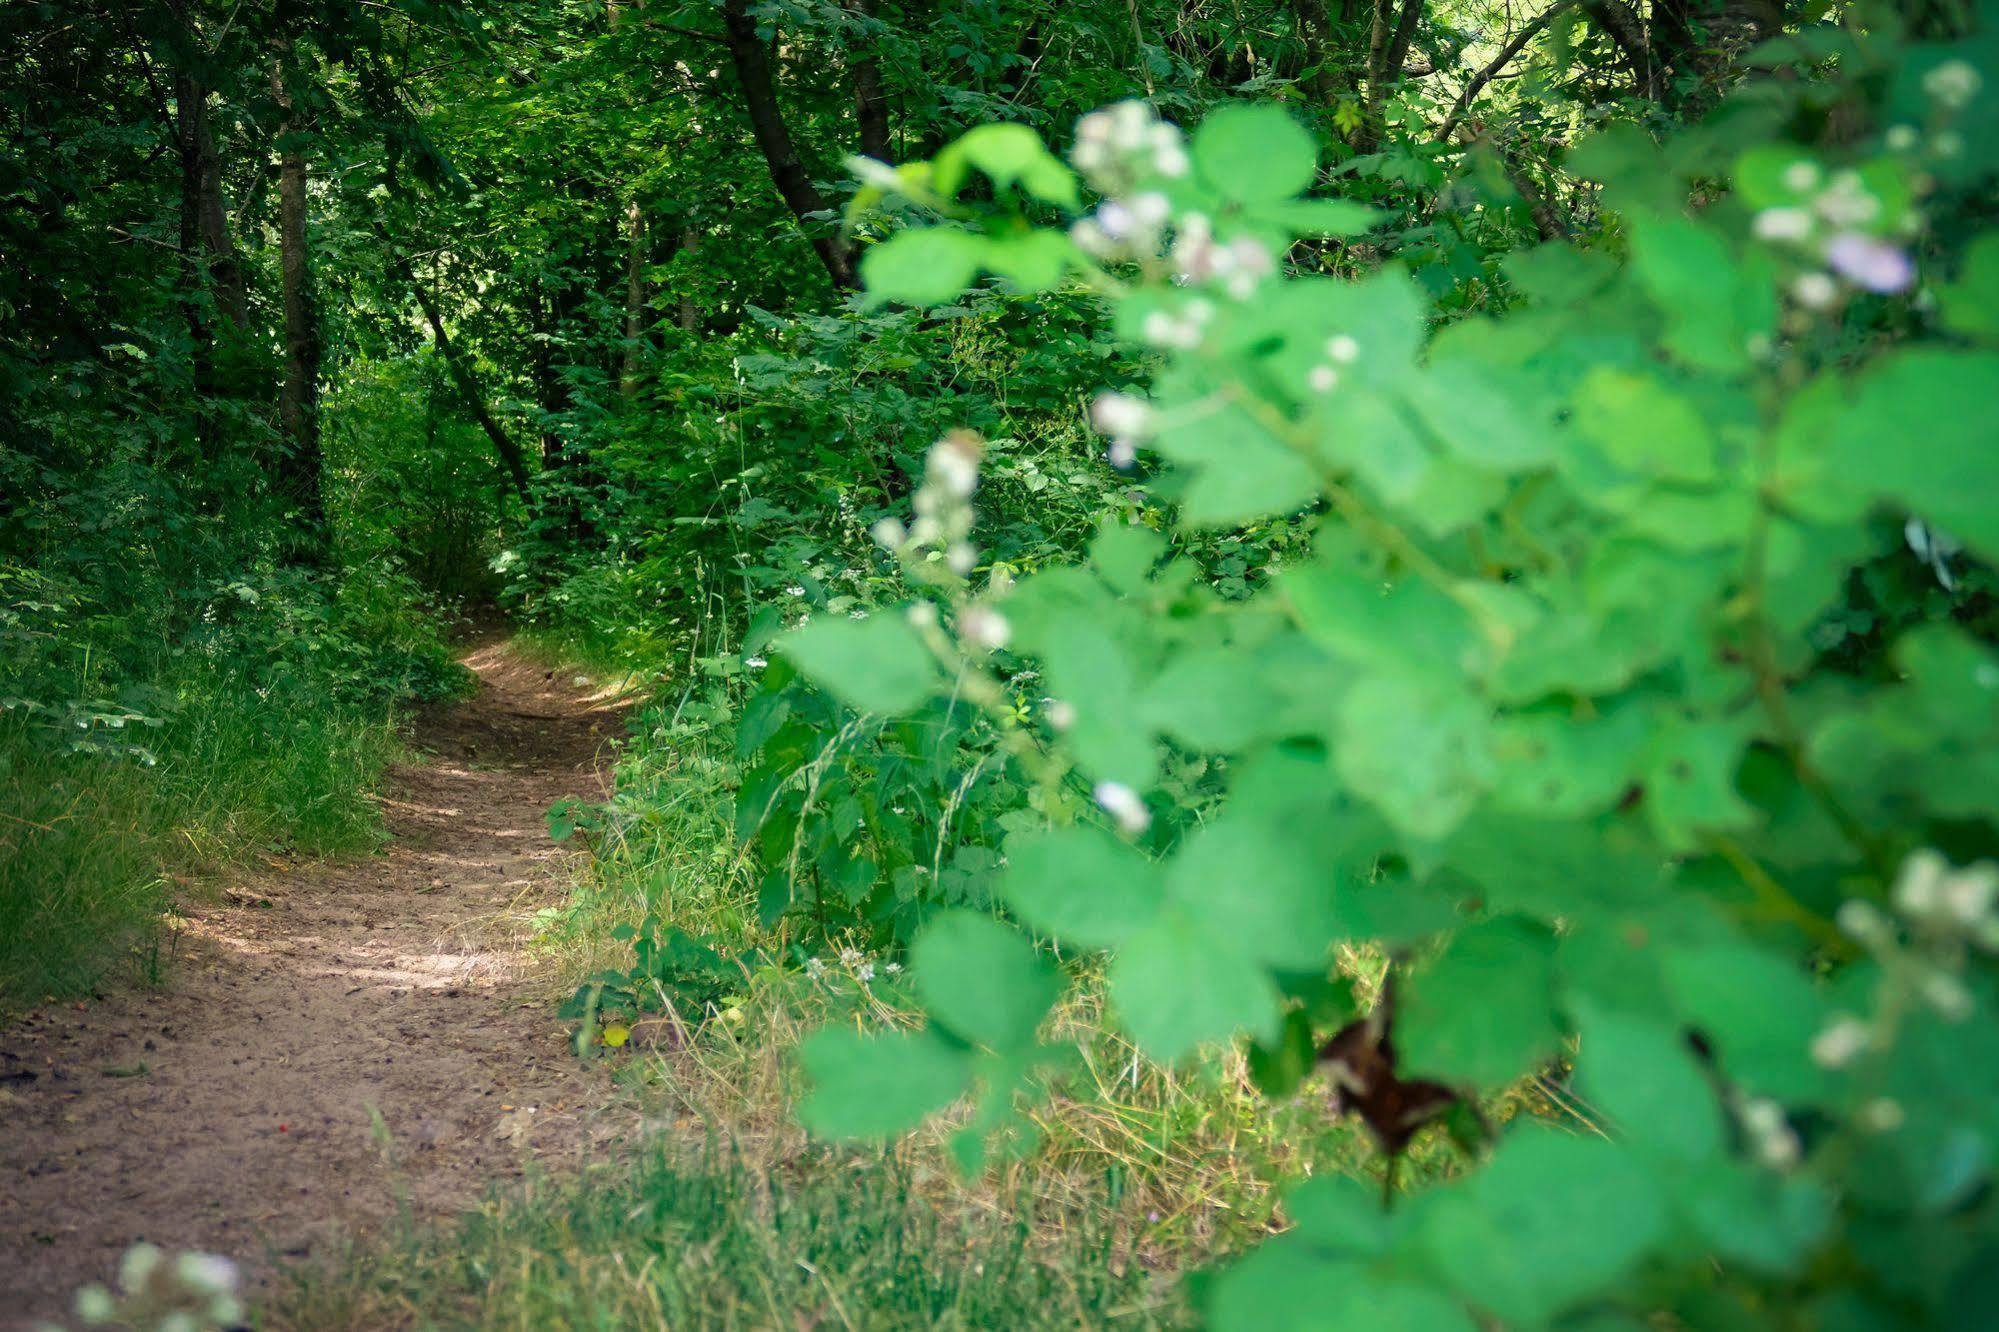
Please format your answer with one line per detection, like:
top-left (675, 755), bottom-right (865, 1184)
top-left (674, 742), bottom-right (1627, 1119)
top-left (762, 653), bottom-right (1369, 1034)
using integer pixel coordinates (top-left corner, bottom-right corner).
top-left (0, 639), bottom-right (638, 1326)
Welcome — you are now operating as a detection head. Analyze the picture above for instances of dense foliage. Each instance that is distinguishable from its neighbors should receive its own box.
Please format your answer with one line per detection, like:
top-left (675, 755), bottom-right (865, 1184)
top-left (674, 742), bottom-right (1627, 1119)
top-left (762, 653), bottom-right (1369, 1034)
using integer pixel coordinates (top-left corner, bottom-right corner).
top-left (10, 0), bottom-right (1999, 1324)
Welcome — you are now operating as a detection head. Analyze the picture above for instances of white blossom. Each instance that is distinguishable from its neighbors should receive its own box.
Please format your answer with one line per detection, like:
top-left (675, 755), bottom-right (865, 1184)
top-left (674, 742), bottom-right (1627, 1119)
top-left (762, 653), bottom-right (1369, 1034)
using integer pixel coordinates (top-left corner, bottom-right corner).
top-left (1754, 206), bottom-right (1815, 243)
top-left (959, 606), bottom-right (1011, 651)
top-left (1308, 364), bottom-right (1340, 394)
top-left (1811, 1015), bottom-right (1870, 1069)
top-left (1324, 333), bottom-right (1360, 363)
top-left (1093, 780), bottom-right (1151, 835)
top-left (1825, 233), bottom-right (1915, 293)
top-left (1091, 391), bottom-right (1153, 439)
top-left (1791, 272), bottom-right (1840, 309)
top-left (871, 517), bottom-right (906, 549)
top-left (1923, 59), bottom-right (1983, 110)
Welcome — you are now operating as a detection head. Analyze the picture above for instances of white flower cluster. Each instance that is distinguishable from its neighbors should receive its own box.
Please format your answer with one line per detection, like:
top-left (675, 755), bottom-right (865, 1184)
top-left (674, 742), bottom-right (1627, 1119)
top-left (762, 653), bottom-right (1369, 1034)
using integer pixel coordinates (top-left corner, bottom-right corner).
top-left (875, 430), bottom-right (983, 575)
top-left (1093, 779), bottom-right (1151, 835)
top-left (1071, 101), bottom-right (1189, 197)
top-left (1170, 213), bottom-right (1275, 299)
top-left (1753, 162), bottom-right (1916, 301)
top-left (1305, 333), bottom-right (1361, 394)
top-left (69, 1244), bottom-right (242, 1331)
top-left (1922, 59), bottom-right (1982, 111)
top-left (806, 947), bottom-right (898, 986)
top-left (1090, 391), bottom-right (1153, 469)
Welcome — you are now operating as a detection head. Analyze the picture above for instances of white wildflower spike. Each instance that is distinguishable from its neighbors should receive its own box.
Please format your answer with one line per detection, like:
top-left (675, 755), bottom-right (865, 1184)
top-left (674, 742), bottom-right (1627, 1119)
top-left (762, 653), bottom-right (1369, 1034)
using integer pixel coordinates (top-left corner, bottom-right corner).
top-left (871, 517), bottom-right (906, 550)
top-left (1093, 780), bottom-right (1151, 835)
top-left (946, 541), bottom-right (978, 575)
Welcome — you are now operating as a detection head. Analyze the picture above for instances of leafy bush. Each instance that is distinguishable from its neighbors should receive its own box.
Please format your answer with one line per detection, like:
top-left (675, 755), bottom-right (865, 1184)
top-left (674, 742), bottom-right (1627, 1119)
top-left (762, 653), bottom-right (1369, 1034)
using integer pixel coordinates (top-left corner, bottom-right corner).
top-left (780, 18), bottom-right (1999, 1329)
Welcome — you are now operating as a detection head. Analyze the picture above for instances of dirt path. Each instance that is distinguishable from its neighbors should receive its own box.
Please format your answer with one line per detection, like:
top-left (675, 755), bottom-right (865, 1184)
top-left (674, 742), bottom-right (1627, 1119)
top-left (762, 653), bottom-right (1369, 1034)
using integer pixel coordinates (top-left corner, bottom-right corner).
top-left (0, 639), bottom-right (637, 1325)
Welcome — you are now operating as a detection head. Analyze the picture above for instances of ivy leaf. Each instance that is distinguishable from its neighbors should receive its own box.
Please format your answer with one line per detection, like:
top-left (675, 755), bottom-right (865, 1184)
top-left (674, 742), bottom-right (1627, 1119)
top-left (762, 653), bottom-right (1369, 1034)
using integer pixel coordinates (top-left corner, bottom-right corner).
top-left (1193, 103), bottom-right (1319, 204)
top-left (911, 911), bottom-right (1060, 1050)
top-left (1000, 825), bottom-right (1165, 948)
top-left (1110, 908), bottom-right (1281, 1062)
top-left (780, 611), bottom-right (937, 714)
top-left (1397, 917), bottom-right (1560, 1088)
top-left (798, 1026), bottom-right (972, 1139)
top-left (860, 229), bottom-right (985, 306)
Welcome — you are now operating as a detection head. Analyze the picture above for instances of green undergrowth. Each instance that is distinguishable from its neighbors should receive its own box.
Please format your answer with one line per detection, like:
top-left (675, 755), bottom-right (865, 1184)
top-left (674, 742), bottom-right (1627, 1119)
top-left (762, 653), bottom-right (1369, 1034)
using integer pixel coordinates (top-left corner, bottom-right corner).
top-left (0, 563), bottom-right (469, 1009)
top-left (269, 1138), bottom-right (1186, 1331)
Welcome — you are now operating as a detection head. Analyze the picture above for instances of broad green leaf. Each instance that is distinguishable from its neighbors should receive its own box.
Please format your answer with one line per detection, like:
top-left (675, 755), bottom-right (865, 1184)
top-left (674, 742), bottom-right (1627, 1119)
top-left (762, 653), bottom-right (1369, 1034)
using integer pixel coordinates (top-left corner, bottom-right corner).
top-left (1164, 807), bottom-right (1345, 968)
top-left (1110, 908), bottom-right (1281, 1061)
top-left (1422, 1127), bottom-right (1668, 1326)
top-left (1573, 1001), bottom-right (1724, 1159)
top-left (1284, 561), bottom-right (1480, 680)
top-left (1089, 520), bottom-right (1166, 594)
top-left (911, 910), bottom-right (1060, 1050)
top-left (1407, 360), bottom-right (1555, 471)
top-left (1193, 103), bottom-right (1318, 204)
top-left (1628, 216), bottom-right (1776, 373)
top-left (1940, 233), bottom-right (1999, 344)
top-left (798, 1026), bottom-right (971, 1138)
top-left (860, 229), bottom-right (985, 306)
top-left (982, 229), bottom-right (1079, 292)
top-left (1139, 645), bottom-right (1286, 751)
top-left (1827, 350), bottom-right (1999, 561)
top-left (1397, 917), bottom-right (1560, 1088)
top-left (1661, 941), bottom-right (1830, 1101)
top-left (1211, 1245), bottom-right (1474, 1332)
top-left (1000, 825), bottom-right (1164, 948)
top-left (1570, 368), bottom-right (1719, 483)
top-left (780, 611), bottom-right (937, 714)
top-left (1333, 673), bottom-right (1496, 841)
top-left (1641, 718), bottom-right (1757, 850)
top-left (937, 122), bottom-right (1079, 208)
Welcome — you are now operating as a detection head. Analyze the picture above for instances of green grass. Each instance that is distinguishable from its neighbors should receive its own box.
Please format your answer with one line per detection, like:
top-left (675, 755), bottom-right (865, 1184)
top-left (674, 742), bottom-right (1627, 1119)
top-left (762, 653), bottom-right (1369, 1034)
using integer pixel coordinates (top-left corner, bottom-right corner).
top-left (268, 1138), bottom-right (1188, 1330)
top-left (0, 663), bottom-right (402, 1008)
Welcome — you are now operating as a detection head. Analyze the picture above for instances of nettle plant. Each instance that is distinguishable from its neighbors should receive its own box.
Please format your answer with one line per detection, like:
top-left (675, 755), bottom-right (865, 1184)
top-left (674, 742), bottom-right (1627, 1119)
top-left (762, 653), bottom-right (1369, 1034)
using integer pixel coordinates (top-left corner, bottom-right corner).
top-left (783, 21), bottom-right (1999, 1330)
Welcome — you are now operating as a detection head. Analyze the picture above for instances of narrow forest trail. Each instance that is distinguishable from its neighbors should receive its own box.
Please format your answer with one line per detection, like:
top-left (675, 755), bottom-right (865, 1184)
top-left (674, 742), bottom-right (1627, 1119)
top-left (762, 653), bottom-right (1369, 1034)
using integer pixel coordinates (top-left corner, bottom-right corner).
top-left (0, 638), bottom-right (640, 1326)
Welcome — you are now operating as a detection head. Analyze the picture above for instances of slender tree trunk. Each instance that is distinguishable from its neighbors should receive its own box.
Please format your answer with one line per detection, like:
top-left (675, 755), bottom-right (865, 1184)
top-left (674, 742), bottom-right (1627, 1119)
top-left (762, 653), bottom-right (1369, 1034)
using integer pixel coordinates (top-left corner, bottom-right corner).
top-left (720, 0), bottom-right (857, 290)
top-left (271, 39), bottom-right (326, 551)
top-left (621, 199), bottom-right (647, 405)
top-left (395, 252), bottom-right (533, 506)
top-left (174, 71), bottom-right (217, 441)
top-left (844, 0), bottom-right (892, 161)
top-left (174, 72), bottom-right (248, 333)
top-left (678, 224), bottom-right (701, 331)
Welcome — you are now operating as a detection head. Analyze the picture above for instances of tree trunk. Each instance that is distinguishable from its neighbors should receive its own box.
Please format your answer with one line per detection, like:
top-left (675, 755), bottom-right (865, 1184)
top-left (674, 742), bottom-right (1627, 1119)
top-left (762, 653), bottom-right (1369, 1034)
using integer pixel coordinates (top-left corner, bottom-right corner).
top-left (394, 250), bottom-right (533, 506)
top-left (621, 198), bottom-right (647, 405)
top-left (845, 0), bottom-right (892, 161)
top-left (174, 72), bottom-right (248, 333)
top-left (720, 0), bottom-right (857, 290)
top-left (271, 40), bottom-right (326, 552)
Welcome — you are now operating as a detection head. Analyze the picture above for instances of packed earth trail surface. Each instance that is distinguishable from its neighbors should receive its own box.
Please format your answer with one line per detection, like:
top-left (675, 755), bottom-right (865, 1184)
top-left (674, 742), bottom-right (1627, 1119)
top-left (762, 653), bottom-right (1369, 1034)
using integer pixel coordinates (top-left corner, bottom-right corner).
top-left (0, 639), bottom-right (636, 1326)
